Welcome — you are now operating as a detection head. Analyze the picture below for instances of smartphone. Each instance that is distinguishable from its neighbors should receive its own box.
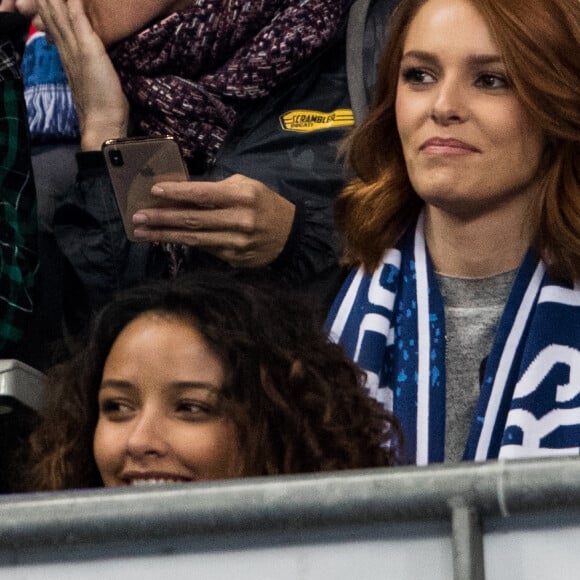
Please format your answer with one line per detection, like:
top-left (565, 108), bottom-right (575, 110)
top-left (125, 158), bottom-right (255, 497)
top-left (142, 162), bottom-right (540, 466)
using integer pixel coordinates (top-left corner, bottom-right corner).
top-left (102, 135), bottom-right (189, 241)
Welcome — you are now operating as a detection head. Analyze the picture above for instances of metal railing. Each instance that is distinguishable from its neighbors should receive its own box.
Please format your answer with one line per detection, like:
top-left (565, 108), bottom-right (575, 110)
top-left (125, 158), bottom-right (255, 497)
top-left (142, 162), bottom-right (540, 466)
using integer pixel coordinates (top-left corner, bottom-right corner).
top-left (1, 456), bottom-right (580, 579)
top-left (1, 359), bottom-right (579, 578)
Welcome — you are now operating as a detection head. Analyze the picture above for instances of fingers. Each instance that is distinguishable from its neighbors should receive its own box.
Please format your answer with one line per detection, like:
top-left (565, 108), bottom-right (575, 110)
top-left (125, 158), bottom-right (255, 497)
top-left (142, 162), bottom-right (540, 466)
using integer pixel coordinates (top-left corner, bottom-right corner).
top-left (35, 0), bottom-right (61, 42)
top-left (37, 0), bottom-right (97, 54)
top-left (131, 175), bottom-right (295, 268)
top-left (0, 0), bottom-right (16, 13)
top-left (132, 176), bottom-right (262, 236)
top-left (133, 206), bottom-right (256, 234)
top-left (66, 0), bottom-right (96, 39)
top-left (36, 0), bottom-right (78, 63)
top-left (151, 174), bottom-right (258, 208)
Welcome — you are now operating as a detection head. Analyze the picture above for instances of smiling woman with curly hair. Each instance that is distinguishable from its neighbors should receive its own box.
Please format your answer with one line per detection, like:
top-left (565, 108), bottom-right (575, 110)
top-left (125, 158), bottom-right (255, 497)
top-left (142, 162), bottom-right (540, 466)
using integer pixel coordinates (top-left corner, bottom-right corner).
top-left (20, 272), bottom-right (401, 491)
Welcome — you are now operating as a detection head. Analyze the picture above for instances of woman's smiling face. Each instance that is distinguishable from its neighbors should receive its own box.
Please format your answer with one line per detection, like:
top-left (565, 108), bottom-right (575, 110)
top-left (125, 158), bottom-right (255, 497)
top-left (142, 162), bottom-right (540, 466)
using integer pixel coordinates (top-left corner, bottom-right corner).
top-left (395, 0), bottom-right (545, 218)
top-left (93, 312), bottom-right (242, 487)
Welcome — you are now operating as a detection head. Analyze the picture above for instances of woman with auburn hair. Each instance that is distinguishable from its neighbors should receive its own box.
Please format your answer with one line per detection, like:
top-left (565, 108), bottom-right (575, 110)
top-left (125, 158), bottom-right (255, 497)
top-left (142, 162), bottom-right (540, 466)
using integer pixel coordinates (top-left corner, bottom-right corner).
top-left (19, 272), bottom-right (400, 491)
top-left (327, 0), bottom-right (580, 465)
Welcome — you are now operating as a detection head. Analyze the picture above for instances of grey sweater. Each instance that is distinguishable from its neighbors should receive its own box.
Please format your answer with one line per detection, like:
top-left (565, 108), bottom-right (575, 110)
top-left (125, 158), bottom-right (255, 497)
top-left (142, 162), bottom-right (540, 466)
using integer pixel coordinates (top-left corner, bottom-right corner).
top-left (437, 269), bottom-right (516, 462)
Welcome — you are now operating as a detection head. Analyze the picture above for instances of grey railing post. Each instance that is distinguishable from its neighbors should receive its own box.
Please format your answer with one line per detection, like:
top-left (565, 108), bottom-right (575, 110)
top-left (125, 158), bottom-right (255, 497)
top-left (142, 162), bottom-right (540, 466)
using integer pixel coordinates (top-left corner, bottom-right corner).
top-left (450, 499), bottom-right (485, 580)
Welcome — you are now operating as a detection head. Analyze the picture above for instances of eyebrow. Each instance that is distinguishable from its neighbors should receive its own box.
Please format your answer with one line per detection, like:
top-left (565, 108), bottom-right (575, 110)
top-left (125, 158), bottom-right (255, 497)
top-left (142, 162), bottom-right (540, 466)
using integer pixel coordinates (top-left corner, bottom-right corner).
top-left (401, 50), bottom-right (504, 67)
top-left (99, 380), bottom-right (220, 393)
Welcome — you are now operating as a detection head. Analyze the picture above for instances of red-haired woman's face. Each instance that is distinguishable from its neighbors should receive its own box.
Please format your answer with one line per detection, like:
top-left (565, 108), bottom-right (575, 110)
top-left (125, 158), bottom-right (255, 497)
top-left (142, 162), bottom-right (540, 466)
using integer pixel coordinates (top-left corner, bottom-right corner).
top-left (94, 313), bottom-right (242, 487)
top-left (395, 0), bottom-right (544, 219)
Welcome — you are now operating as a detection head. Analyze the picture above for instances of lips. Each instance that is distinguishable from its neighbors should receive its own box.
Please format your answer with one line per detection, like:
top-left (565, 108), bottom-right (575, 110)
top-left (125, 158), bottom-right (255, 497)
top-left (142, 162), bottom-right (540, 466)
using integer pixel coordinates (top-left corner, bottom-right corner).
top-left (420, 137), bottom-right (481, 153)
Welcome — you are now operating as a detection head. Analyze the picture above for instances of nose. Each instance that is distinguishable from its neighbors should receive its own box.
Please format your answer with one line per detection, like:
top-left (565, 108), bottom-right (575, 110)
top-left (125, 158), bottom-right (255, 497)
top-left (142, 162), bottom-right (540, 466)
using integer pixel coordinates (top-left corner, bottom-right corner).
top-left (430, 76), bottom-right (468, 125)
top-left (126, 408), bottom-right (168, 458)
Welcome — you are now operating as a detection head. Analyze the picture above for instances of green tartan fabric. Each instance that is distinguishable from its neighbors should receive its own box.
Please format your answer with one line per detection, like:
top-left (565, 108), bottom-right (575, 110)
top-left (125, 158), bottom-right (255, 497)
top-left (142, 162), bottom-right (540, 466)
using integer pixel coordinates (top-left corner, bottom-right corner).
top-left (0, 37), bottom-right (37, 353)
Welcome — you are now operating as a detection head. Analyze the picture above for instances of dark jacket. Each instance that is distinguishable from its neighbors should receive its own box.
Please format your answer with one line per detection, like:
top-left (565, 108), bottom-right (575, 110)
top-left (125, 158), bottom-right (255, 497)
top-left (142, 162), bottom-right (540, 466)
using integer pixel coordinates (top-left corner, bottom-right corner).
top-left (51, 0), bottom-right (399, 333)
top-left (0, 15), bottom-right (38, 358)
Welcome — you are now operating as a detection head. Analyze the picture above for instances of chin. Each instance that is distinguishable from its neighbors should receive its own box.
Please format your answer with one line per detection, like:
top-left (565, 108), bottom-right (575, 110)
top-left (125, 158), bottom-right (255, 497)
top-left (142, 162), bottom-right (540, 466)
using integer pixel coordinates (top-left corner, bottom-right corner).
top-left (410, 170), bottom-right (467, 198)
top-left (415, 186), bottom-right (464, 207)
top-left (417, 187), bottom-right (488, 217)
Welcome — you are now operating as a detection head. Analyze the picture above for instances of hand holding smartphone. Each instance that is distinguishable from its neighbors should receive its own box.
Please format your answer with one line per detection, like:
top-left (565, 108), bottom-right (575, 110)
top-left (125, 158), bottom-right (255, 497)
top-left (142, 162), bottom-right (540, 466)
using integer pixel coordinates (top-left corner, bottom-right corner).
top-left (102, 135), bottom-right (189, 241)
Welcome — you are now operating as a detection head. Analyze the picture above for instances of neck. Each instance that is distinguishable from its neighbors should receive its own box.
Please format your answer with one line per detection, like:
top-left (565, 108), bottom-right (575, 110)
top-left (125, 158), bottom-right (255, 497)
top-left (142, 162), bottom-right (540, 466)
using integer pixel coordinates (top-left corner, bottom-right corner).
top-left (424, 204), bottom-right (531, 278)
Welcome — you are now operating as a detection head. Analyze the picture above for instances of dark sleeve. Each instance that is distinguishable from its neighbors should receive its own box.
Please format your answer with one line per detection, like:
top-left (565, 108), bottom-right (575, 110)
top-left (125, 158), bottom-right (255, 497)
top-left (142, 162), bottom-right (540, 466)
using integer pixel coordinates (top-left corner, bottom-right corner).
top-left (270, 197), bottom-right (340, 282)
top-left (211, 33), bottom-right (351, 300)
top-left (52, 151), bottom-right (133, 312)
top-left (0, 24), bottom-right (38, 355)
top-left (269, 197), bottom-right (347, 312)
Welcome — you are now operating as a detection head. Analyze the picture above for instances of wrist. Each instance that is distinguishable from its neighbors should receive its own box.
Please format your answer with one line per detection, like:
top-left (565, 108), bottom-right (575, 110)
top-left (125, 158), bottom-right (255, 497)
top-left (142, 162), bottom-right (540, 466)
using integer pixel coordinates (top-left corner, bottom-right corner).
top-left (80, 122), bottom-right (128, 151)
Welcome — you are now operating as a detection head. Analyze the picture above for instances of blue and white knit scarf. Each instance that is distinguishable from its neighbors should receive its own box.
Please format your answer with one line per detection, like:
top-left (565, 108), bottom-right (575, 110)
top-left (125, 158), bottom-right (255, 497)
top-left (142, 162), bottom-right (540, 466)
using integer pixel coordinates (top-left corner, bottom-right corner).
top-left (327, 215), bottom-right (580, 465)
top-left (21, 31), bottom-right (79, 143)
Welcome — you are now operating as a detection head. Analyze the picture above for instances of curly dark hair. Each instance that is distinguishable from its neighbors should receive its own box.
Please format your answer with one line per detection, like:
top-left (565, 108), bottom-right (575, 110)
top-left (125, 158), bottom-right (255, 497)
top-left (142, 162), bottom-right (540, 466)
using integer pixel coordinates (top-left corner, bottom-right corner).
top-left (22, 272), bottom-right (401, 490)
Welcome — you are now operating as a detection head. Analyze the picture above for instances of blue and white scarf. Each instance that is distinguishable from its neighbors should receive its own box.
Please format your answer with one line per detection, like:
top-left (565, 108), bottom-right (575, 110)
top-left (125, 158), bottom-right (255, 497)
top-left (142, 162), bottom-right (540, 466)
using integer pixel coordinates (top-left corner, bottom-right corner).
top-left (21, 31), bottom-right (79, 143)
top-left (327, 215), bottom-right (580, 465)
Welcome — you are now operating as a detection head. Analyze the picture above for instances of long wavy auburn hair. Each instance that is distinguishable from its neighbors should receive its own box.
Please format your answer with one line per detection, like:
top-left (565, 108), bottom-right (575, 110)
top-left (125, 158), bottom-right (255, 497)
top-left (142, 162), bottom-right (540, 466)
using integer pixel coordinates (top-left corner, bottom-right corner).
top-left (21, 272), bottom-right (401, 491)
top-left (337, 0), bottom-right (580, 282)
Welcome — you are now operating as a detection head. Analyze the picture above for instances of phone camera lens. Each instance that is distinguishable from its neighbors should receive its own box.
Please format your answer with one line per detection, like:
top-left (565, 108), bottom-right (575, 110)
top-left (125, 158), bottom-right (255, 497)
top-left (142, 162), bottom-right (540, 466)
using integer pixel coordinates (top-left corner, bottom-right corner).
top-left (109, 149), bottom-right (124, 167)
